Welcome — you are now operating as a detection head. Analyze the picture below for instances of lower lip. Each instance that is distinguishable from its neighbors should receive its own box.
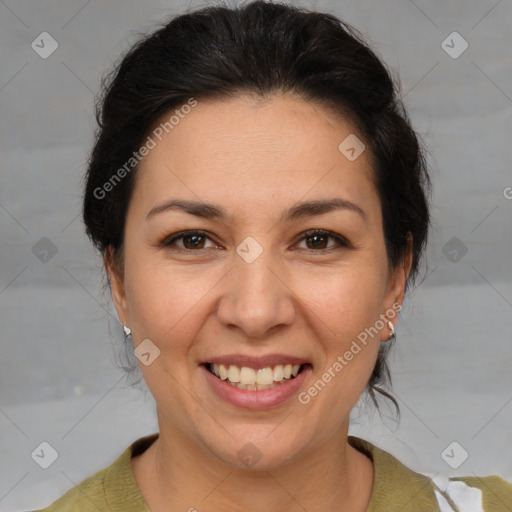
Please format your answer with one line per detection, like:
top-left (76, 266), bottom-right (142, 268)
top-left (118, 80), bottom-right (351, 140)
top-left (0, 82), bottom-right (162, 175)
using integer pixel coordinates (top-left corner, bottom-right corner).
top-left (201, 364), bottom-right (311, 410)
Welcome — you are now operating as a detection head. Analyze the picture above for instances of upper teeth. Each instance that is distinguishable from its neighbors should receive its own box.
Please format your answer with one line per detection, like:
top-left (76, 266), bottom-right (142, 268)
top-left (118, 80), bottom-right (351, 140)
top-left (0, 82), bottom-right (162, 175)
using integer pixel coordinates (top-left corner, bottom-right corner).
top-left (210, 363), bottom-right (302, 385)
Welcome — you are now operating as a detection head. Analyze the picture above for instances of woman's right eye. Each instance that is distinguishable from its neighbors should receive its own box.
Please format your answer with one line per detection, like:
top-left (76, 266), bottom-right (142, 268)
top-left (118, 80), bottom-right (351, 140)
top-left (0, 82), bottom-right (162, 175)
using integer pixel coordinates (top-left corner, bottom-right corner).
top-left (161, 230), bottom-right (217, 251)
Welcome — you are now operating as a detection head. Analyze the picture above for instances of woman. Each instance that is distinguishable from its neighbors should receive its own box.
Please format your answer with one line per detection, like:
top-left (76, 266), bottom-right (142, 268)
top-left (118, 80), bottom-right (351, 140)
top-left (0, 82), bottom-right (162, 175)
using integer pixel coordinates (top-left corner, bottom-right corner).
top-left (35, 1), bottom-right (511, 510)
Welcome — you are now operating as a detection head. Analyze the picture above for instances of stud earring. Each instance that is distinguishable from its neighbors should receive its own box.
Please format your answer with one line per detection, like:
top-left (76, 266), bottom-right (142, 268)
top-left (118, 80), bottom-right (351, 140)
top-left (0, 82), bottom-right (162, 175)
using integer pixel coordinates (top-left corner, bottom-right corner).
top-left (123, 325), bottom-right (132, 338)
top-left (385, 321), bottom-right (395, 342)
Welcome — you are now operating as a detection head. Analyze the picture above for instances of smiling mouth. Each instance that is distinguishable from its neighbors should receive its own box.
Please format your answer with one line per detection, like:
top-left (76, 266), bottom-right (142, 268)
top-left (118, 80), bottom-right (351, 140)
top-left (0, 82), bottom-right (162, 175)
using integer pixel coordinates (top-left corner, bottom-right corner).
top-left (205, 362), bottom-right (310, 391)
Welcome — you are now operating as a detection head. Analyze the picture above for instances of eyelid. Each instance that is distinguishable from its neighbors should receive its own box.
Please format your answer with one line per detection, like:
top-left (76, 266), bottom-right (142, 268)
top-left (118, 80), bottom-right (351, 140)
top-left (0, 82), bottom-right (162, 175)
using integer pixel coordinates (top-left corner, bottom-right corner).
top-left (161, 229), bottom-right (350, 252)
top-left (160, 229), bottom-right (220, 250)
top-left (293, 229), bottom-right (350, 251)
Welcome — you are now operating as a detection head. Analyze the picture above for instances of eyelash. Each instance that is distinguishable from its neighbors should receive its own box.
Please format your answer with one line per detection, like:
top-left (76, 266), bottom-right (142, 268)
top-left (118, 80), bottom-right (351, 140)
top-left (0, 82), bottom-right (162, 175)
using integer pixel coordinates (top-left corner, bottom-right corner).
top-left (160, 229), bottom-right (350, 253)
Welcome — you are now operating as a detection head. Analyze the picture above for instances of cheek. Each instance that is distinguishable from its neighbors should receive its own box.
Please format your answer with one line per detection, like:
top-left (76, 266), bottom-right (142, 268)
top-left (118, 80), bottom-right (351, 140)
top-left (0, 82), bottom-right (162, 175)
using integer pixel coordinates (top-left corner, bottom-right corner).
top-left (306, 275), bottom-right (383, 411)
top-left (299, 264), bottom-right (387, 338)
top-left (295, 265), bottom-right (385, 393)
top-left (123, 256), bottom-right (218, 346)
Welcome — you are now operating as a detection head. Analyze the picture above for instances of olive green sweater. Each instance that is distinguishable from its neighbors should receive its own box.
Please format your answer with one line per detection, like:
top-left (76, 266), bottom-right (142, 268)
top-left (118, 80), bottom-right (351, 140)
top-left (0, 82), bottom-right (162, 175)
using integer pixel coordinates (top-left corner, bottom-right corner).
top-left (34, 434), bottom-right (512, 511)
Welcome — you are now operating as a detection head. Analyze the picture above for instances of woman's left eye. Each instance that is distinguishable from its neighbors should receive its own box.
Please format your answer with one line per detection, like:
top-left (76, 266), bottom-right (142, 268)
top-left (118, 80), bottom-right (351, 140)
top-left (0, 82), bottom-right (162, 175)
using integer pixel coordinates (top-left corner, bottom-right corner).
top-left (161, 229), bottom-right (348, 253)
top-left (295, 229), bottom-right (349, 251)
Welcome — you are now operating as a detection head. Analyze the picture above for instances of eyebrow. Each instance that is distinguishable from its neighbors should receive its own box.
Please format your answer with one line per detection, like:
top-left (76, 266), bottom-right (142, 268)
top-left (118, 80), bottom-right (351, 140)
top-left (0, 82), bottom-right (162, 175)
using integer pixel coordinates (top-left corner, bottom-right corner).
top-left (146, 197), bottom-right (367, 223)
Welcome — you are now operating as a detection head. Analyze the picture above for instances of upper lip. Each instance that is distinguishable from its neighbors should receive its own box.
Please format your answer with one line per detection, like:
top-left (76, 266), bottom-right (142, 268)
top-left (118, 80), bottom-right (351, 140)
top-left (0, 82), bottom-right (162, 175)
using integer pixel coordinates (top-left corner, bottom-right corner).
top-left (203, 354), bottom-right (311, 369)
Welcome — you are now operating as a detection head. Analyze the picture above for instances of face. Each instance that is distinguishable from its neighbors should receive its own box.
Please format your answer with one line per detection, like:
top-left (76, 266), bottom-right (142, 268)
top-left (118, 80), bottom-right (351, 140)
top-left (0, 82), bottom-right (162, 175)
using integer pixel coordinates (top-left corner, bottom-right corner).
top-left (107, 93), bottom-right (410, 469)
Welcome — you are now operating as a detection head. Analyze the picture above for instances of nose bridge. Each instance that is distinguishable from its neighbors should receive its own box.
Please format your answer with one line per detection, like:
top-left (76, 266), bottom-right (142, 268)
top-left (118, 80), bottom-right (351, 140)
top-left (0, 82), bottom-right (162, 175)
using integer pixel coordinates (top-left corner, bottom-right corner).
top-left (216, 238), bottom-right (295, 337)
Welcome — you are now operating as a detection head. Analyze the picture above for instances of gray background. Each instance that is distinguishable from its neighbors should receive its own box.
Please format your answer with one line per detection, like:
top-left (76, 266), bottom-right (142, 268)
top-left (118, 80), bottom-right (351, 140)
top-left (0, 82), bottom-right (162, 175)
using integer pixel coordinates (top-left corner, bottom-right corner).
top-left (1, 0), bottom-right (511, 510)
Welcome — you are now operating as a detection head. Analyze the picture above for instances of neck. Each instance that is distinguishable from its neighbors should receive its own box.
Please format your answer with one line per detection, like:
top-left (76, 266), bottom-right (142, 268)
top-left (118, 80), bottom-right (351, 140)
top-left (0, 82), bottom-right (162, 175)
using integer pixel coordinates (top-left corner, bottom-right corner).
top-left (132, 412), bottom-right (373, 512)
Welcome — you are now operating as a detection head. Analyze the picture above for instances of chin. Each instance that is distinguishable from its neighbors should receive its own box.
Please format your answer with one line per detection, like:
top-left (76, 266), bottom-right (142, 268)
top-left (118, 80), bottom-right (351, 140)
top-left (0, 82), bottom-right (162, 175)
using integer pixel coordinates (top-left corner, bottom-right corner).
top-left (201, 428), bottom-right (308, 471)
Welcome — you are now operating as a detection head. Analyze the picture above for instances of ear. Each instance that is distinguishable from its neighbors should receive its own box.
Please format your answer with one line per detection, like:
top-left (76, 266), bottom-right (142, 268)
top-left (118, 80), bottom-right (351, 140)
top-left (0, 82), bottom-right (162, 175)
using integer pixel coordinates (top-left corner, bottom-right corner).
top-left (104, 246), bottom-right (130, 327)
top-left (383, 232), bottom-right (413, 315)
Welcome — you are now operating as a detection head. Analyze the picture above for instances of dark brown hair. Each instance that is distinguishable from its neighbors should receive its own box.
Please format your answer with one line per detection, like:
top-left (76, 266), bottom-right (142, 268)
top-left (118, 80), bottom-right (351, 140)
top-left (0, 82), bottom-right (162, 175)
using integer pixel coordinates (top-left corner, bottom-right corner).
top-left (83, 0), bottom-right (431, 415)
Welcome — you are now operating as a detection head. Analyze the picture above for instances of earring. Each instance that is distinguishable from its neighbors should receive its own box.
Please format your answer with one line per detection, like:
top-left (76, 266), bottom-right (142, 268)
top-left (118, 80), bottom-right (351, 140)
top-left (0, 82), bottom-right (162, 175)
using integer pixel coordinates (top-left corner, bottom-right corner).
top-left (385, 321), bottom-right (395, 342)
top-left (123, 325), bottom-right (132, 338)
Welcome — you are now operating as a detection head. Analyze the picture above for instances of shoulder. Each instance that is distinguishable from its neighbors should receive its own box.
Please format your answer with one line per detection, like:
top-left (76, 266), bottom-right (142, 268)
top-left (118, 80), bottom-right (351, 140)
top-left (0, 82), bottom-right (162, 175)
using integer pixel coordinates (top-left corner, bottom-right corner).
top-left (433, 474), bottom-right (512, 512)
top-left (348, 436), bottom-right (512, 512)
top-left (31, 434), bottom-right (158, 512)
top-left (31, 466), bottom-right (110, 512)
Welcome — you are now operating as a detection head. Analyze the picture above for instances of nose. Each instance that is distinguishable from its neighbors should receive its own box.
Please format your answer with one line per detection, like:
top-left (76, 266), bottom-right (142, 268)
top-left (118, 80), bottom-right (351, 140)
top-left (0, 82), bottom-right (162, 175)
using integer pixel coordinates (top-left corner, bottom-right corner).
top-left (216, 245), bottom-right (296, 339)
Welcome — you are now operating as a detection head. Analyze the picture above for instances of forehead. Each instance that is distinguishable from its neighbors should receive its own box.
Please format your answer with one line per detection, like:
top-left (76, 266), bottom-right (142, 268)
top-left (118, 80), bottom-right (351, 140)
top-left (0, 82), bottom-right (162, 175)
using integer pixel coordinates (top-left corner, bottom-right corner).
top-left (133, 93), bottom-right (378, 222)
